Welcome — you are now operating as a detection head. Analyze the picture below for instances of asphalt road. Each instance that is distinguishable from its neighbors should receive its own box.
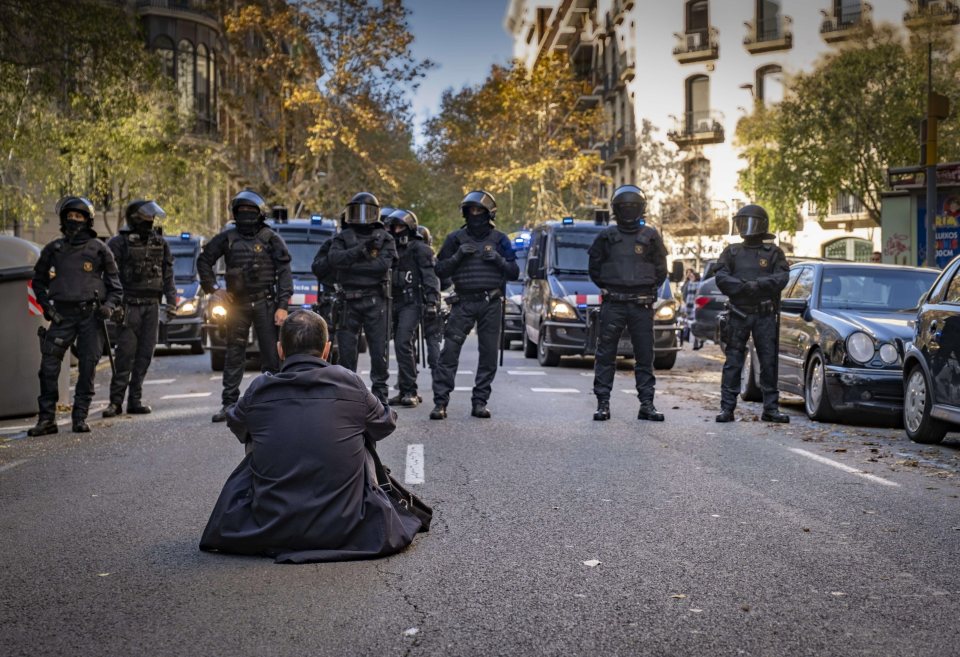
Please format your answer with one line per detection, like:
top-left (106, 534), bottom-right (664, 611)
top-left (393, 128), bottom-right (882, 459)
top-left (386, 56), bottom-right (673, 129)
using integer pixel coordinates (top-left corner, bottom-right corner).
top-left (1, 340), bottom-right (958, 657)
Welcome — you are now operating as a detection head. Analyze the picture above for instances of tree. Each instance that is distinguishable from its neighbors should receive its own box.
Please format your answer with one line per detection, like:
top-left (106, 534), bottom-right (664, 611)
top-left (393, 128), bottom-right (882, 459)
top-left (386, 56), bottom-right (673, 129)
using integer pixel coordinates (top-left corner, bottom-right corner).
top-left (423, 54), bottom-right (606, 232)
top-left (735, 24), bottom-right (960, 232)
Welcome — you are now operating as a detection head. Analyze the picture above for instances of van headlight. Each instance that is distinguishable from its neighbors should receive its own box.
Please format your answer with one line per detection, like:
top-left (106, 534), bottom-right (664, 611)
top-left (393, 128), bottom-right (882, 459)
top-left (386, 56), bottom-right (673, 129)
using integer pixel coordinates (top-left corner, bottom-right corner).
top-left (655, 304), bottom-right (676, 321)
top-left (846, 331), bottom-right (875, 364)
top-left (549, 298), bottom-right (578, 321)
top-left (177, 300), bottom-right (197, 316)
top-left (211, 304), bottom-right (227, 319)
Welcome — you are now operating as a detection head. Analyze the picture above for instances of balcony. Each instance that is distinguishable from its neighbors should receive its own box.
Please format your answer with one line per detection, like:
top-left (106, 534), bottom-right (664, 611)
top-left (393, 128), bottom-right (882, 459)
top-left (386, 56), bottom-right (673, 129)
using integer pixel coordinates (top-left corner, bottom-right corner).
top-left (612, 130), bottom-right (637, 161)
top-left (667, 111), bottom-right (725, 149)
top-left (574, 80), bottom-right (602, 111)
top-left (904, 0), bottom-right (960, 27)
top-left (136, 0), bottom-right (219, 30)
top-left (672, 28), bottom-right (719, 64)
top-left (613, 0), bottom-right (635, 26)
top-left (820, 4), bottom-right (873, 43)
top-left (618, 53), bottom-right (636, 84)
top-left (744, 15), bottom-right (793, 54)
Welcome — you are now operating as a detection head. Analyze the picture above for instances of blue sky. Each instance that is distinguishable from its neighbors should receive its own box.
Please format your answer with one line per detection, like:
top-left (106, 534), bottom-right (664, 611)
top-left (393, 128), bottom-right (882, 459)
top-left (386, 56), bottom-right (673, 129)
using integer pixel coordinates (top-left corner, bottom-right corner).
top-left (405, 0), bottom-right (514, 146)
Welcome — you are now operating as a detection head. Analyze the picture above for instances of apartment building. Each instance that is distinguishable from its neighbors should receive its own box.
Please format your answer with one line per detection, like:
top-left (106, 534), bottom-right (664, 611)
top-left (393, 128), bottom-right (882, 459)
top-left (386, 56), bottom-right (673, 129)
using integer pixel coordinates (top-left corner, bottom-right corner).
top-left (504, 0), bottom-right (953, 263)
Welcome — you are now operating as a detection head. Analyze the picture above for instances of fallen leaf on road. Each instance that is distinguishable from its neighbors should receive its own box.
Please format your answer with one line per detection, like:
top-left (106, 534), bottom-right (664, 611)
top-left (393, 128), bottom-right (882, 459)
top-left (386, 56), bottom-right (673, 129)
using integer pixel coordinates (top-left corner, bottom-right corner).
top-left (671, 594), bottom-right (687, 599)
top-left (583, 559), bottom-right (600, 567)
top-left (403, 628), bottom-right (419, 637)
top-left (97, 573), bottom-right (110, 577)
top-left (834, 448), bottom-right (847, 453)
top-left (802, 528), bottom-right (811, 533)
top-left (741, 604), bottom-right (751, 612)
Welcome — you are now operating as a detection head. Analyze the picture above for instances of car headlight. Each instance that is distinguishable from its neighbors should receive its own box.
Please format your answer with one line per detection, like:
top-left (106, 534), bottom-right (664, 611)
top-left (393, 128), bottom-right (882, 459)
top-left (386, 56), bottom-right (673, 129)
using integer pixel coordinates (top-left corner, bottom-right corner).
top-left (211, 304), bottom-right (227, 319)
top-left (549, 298), bottom-right (578, 321)
top-left (655, 304), bottom-right (676, 321)
top-left (176, 300), bottom-right (197, 316)
top-left (506, 300), bottom-right (522, 314)
top-left (879, 343), bottom-right (899, 365)
top-left (846, 331), bottom-right (875, 364)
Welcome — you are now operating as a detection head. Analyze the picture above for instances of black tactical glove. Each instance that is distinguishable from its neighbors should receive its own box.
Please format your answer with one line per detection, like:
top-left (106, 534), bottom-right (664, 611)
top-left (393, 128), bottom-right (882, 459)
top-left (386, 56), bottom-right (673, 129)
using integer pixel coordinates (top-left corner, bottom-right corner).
top-left (424, 303), bottom-right (439, 320)
top-left (482, 249), bottom-right (505, 268)
top-left (743, 280), bottom-right (760, 296)
top-left (97, 304), bottom-right (113, 320)
top-left (455, 243), bottom-right (478, 260)
top-left (164, 304), bottom-right (177, 322)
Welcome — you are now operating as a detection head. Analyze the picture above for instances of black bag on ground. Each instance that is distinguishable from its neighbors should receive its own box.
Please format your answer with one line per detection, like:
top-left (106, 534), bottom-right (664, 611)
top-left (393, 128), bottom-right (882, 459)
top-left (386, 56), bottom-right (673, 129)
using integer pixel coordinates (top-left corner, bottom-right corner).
top-left (366, 441), bottom-right (432, 532)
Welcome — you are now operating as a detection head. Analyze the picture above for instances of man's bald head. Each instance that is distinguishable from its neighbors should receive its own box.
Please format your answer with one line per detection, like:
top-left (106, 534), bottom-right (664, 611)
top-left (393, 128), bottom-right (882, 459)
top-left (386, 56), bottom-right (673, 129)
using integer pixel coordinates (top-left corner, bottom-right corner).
top-left (279, 309), bottom-right (329, 358)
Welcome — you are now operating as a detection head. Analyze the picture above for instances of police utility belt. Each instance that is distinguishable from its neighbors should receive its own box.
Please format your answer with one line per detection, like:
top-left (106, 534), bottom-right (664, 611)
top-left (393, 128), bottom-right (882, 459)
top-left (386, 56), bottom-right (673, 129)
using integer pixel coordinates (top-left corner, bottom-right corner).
top-left (450, 289), bottom-right (502, 304)
top-left (727, 299), bottom-right (777, 318)
top-left (234, 289), bottom-right (275, 304)
top-left (604, 292), bottom-right (655, 306)
top-left (124, 295), bottom-right (161, 306)
top-left (342, 286), bottom-right (384, 301)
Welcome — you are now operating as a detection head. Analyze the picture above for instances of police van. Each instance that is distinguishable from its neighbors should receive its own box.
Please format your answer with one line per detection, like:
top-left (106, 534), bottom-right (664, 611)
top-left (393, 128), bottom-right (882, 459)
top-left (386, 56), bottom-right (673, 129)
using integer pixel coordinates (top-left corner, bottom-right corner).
top-left (163, 232), bottom-right (205, 353)
top-left (503, 231), bottom-right (531, 347)
top-left (204, 214), bottom-right (337, 371)
top-left (521, 217), bottom-right (682, 369)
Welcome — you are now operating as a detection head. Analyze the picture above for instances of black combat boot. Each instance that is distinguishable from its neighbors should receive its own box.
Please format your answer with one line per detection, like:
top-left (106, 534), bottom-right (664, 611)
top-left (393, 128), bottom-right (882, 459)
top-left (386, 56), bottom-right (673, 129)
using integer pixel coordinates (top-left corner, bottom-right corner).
top-left (387, 393), bottom-right (404, 406)
top-left (398, 395), bottom-right (420, 408)
top-left (429, 404), bottom-right (447, 420)
top-left (102, 403), bottom-right (122, 418)
top-left (212, 406), bottom-right (228, 423)
top-left (715, 409), bottom-right (735, 423)
top-left (471, 402), bottom-right (491, 419)
top-left (593, 399), bottom-right (611, 421)
top-left (127, 403), bottom-right (152, 415)
top-left (72, 418), bottom-right (91, 433)
top-left (637, 401), bottom-right (664, 422)
top-left (761, 410), bottom-right (790, 423)
top-left (27, 419), bottom-right (58, 437)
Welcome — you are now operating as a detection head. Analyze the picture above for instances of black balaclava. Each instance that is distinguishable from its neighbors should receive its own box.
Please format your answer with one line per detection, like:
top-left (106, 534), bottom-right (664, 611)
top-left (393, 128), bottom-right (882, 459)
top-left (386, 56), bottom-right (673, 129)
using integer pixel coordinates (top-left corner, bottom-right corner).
top-left (466, 211), bottom-right (492, 239)
top-left (743, 235), bottom-right (764, 247)
top-left (61, 215), bottom-right (90, 240)
top-left (391, 222), bottom-right (410, 246)
top-left (234, 205), bottom-right (261, 237)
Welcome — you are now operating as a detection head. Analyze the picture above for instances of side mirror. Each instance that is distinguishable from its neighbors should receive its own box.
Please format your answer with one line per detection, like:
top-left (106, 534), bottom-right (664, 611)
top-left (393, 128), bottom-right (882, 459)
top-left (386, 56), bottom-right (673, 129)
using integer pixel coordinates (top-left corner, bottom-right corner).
top-left (669, 260), bottom-right (685, 283)
top-left (780, 297), bottom-right (807, 314)
top-left (526, 255), bottom-right (540, 279)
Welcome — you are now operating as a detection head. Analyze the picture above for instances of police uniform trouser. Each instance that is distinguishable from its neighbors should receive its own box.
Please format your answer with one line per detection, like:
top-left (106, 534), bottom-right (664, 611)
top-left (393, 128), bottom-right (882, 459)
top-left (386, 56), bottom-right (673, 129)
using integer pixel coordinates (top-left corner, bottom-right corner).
top-left (336, 294), bottom-right (389, 401)
top-left (392, 301), bottom-right (421, 396)
top-left (424, 313), bottom-right (442, 370)
top-left (109, 302), bottom-right (159, 407)
top-left (592, 300), bottom-right (656, 402)
top-left (37, 305), bottom-right (101, 421)
top-left (222, 298), bottom-right (280, 407)
top-left (721, 312), bottom-right (779, 413)
top-left (432, 297), bottom-right (501, 407)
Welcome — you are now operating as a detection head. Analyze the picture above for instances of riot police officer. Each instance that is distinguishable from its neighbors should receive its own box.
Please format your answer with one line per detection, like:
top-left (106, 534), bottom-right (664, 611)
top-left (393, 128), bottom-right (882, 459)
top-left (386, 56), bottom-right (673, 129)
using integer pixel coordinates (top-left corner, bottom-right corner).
top-left (102, 200), bottom-right (176, 417)
top-left (198, 190), bottom-right (293, 422)
top-left (715, 204), bottom-right (790, 423)
top-left (588, 185), bottom-right (667, 422)
top-left (417, 225), bottom-right (444, 371)
top-left (28, 196), bottom-right (123, 435)
top-left (430, 190), bottom-right (519, 420)
top-left (327, 192), bottom-right (398, 403)
top-left (386, 209), bottom-right (440, 407)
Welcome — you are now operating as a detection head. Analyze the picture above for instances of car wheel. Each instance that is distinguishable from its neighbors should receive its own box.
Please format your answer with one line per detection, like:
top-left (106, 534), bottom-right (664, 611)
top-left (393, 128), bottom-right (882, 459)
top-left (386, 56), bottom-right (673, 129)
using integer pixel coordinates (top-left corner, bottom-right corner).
top-left (523, 320), bottom-right (537, 358)
top-left (740, 342), bottom-right (762, 402)
top-left (904, 366), bottom-right (947, 444)
top-left (537, 327), bottom-right (560, 367)
top-left (653, 351), bottom-right (677, 370)
top-left (804, 350), bottom-right (836, 421)
top-left (190, 342), bottom-right (204, 355)
top-left (210, 349), bottom-right (225, 372)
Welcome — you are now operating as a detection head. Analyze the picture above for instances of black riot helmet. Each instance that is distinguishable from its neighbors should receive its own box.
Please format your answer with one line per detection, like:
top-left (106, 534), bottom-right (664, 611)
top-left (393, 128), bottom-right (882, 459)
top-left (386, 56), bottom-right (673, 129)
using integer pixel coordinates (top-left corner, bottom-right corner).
top-left (417, 225), bottom-right (433, 246)
top-left (733, 204), bottom-right (774, 240)
top-left (125, 199), bottom-right (167, 234)
top-left (344, 192), bottom-right (382, 227)
top-left (230, 190), bottom-right (268, 236)
top-left (387, 209), bottom-right (419, 246)
top-left (610, 185), bottom-right (646, 230)
top-left (460, 190), bottom-right (497, 225)
top-left (379, 206), bottom-right (396, 224)
top-left (56, 195), bottom-right (95, 236)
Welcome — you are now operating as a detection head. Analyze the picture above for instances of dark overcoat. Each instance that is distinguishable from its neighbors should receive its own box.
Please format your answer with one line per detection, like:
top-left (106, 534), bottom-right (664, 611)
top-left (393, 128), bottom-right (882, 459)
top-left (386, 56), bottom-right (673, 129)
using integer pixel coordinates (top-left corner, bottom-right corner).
top-left (199, 354), bottom-right (422, 563)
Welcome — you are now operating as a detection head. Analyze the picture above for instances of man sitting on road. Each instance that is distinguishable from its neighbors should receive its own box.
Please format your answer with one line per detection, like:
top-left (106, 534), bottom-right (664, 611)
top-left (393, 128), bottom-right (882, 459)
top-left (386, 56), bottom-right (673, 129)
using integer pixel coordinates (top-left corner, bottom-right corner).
top-left (199, 309), bottom-right (423, 563)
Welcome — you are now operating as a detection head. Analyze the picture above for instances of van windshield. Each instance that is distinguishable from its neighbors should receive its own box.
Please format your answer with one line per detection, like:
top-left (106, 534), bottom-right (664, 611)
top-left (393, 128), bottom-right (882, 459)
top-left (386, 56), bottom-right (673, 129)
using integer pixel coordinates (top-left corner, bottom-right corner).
top-left (285, 239), bottom-right (327, 274)
top-left (169, 246), bottom-right (197, 279)
top-left (552, 230), bottom-right (598, 272)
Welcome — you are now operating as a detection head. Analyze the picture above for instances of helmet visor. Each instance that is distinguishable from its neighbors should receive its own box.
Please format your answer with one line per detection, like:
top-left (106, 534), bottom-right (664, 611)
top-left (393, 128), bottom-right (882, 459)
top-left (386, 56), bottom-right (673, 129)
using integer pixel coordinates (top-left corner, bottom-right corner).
top-left (615, 202), bottom-right (644, 224)
top-left (135, 201), bottom-right (167, 225)
top-left (735, 215), bottom-right (768, 237)
top-left (345, 203), bottom-right (379, 224)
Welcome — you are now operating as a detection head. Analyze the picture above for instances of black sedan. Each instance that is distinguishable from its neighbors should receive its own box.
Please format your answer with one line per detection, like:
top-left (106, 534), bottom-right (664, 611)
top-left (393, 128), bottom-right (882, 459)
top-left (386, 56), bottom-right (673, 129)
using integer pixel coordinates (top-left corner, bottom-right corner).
top-left (901, 254), bottom-right (960, 444)
top-left (741, 262), bottom-right (938, 423)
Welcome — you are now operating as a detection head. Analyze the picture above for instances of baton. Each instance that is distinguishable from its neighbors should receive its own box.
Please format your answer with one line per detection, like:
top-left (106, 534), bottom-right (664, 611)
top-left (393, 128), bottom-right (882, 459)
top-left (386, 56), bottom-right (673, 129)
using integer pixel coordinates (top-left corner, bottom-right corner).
top-left (94, 292), bottom-right (116, 375)
top-left (498, 294), bottom-right (506, 367)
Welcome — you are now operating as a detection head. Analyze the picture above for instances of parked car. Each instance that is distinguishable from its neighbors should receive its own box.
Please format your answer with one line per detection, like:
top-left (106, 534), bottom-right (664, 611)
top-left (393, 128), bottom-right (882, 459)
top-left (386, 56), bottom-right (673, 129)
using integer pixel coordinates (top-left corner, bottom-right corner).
top-left (690, 275), bottom-right (726, 346)
top-left (521, 218), bottom-right (681, 369)
top-left (164, 232), bottom-right (205, 353)
top-left (503, 232), bottom-right (531, 348)
top-left (204, 216), bottom-right (337, 371)
top-left (901, 254), bottom-right (960, 443)
top-left (740, 262), bottom-right (938, 423)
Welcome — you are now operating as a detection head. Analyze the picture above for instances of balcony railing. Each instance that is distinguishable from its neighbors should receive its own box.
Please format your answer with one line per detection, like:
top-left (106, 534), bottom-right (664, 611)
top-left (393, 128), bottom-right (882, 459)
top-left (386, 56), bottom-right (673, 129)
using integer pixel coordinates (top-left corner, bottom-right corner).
top-left (667, 111), bottom-right (725, 148)
top-left (820, 5), bottom-right (873, 43)
top-left (612, 130), bottom-right (637, 160)
top-left (613, 0), bottom-right (635, 26)
top-left (743, 15), bottom-right (793, 54)
top-left (904, 0), bottom-right (960, 27)
top-left (574, 80), bottom-right (602, 111)
top-left (617, 53), bottom-right (635, 85)
top-left (672, 28), bottom-right (719, 64)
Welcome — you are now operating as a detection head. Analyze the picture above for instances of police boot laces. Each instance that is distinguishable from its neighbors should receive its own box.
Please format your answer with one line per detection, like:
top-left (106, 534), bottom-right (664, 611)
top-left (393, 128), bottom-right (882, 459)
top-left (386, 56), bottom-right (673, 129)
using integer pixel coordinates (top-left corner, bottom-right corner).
top-left (594, 400), bottom-right (611, 421)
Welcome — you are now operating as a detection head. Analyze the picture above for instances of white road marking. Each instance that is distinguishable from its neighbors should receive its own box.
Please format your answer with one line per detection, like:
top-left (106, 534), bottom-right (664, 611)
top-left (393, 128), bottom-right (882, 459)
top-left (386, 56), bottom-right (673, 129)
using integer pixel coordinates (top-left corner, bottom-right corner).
top-left (160, 392), bottom-right (213, 400)
top-left (508, 370), bottom-right (545, 376)
top-left (455, 371), bottom-right (474, 375)
top-left (788, 448), bottom-right (899, 488)
top-left (209, 375), bottom-right (220, 380)
top-left (0, 459), bottom-right (29, 474)
top-left (580, 372), bottom-right (594, 377)
top-left (405, 444), bottom-right (424, 485)
top-left (454, 386), bottom-right (473, 392)
top-left (143, 379), bottom-right (176, 385)
top-left (531, 387), bottom-right (580, 393)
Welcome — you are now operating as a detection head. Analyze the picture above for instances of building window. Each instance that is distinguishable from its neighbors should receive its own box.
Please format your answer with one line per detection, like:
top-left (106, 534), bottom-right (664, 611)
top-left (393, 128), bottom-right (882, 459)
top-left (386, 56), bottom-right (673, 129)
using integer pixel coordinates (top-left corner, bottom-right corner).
top-left (177, 39), bottom-right (195, 116)
top-left (823, 237), bottom-right (873, 262)
top-left (835, 0), bottom-right (862, 23)
top-left (756, 0), bottom-right (783, 40)
top-left (685, 1), bottom-right (709, 44)
top-left (153, 36), bottom-right (175, 80)
top-left (756, 64), bottom-right (783, 105)
top-left (197, 44), bottom-right (210, 125)
top-left (686, 74), bottom-right (710, 129)
top-left (831, 191), bottom-right (863, 215)
top-left (684, 157), bottom-right (711, 219)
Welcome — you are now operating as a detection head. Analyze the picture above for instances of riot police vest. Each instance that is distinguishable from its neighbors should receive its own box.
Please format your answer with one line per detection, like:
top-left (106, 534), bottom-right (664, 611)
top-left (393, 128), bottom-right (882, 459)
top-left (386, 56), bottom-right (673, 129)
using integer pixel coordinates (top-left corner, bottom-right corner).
top-left (597, 225), bottom-right (660, 292)
top-left (120, 231), bottom-right (165, 295)
top-left (47, 238), bottom-right (108, 303)
top-left (225, 228), bottom-right (277, 294)
top-left (725, 243), bottom-right (780, 302)
top-left (335, 228), bottom-right (391, 289)
top-left (393, 242), bottom-right (422, 293)
top-left (451, 229), bottom-right (505, 293)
